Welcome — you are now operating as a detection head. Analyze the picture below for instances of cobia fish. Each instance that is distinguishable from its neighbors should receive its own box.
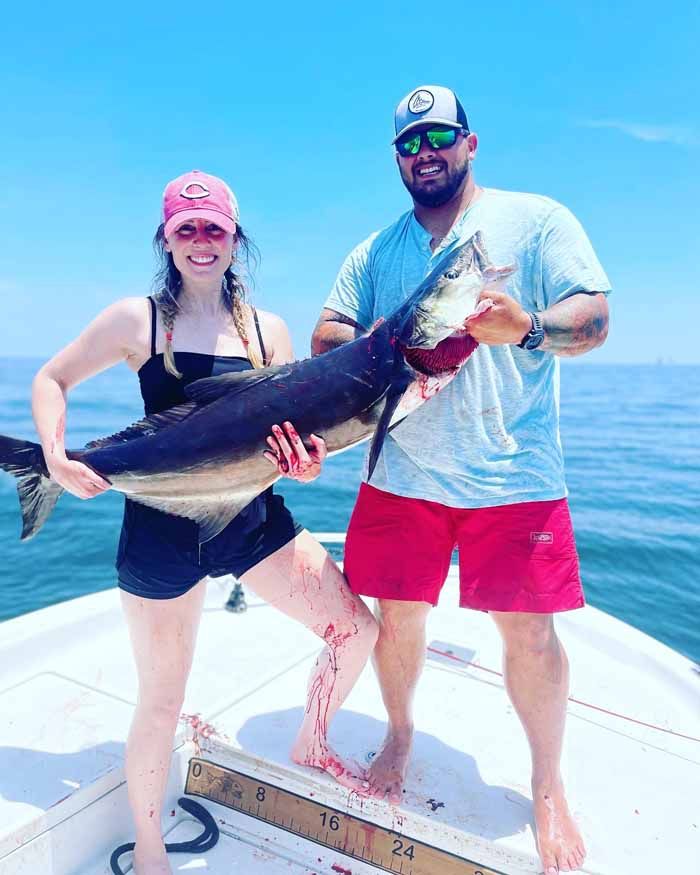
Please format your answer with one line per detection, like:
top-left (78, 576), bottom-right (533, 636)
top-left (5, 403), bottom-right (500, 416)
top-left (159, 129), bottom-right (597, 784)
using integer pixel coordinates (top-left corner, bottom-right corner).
top-left (0, 232), bottom-right (513, 544)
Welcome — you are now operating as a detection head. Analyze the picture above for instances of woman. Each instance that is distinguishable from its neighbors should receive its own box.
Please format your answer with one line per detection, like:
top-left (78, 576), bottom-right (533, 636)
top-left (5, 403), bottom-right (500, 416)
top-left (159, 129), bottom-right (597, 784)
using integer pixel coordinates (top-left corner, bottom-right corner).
top-left (31, 170), bottom-right (378, 875)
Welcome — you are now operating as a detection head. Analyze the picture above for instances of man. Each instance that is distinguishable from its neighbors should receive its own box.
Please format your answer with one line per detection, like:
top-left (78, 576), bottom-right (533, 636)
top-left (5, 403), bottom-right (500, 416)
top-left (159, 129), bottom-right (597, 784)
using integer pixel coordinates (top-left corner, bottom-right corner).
top-left (311, 85), bottom-right (610, 874)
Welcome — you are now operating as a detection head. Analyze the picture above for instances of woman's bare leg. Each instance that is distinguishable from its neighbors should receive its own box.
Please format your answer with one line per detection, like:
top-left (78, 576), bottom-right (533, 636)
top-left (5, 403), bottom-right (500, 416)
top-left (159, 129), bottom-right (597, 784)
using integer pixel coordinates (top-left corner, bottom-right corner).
top-left (120, 580), bottom-right (207, 875)
top-left (241, 530), bottom-right (378, 791)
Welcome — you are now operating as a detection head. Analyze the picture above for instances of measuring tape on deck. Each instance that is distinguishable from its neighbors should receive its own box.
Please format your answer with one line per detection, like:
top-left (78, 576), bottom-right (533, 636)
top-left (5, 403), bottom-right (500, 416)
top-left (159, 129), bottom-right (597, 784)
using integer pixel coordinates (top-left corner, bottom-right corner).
top-left (185, 757), bottom-right (506, 875)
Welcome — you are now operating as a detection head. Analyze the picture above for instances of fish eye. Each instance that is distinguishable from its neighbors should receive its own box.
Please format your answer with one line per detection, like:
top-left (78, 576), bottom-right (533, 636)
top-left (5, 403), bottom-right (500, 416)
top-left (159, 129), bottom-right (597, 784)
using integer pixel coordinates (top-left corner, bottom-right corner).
top-left (444, 269), bottom-right (460, 280)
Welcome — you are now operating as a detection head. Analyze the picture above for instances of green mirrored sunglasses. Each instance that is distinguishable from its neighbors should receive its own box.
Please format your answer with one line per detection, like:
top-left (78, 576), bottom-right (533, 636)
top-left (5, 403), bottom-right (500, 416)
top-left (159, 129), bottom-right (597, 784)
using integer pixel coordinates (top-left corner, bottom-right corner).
top-left (396, 127), bottom-right (464, 157)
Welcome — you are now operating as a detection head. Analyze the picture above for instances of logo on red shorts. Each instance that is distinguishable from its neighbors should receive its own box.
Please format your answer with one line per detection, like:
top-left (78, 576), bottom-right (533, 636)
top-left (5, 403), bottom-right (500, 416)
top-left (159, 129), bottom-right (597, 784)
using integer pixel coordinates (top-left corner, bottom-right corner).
top-left (530, 532), bottom-right (554, 544)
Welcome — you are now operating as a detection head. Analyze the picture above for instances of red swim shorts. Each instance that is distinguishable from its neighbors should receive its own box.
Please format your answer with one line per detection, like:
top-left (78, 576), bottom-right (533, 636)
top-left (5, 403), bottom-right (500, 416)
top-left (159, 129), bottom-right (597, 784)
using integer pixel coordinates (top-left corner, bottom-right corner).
top-left (344, 484), bottom-right (584, 613)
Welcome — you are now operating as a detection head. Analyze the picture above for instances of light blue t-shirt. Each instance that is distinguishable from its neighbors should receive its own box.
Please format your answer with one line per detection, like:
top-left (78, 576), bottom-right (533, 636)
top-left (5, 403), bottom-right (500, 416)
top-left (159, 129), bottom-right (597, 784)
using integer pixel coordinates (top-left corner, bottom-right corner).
top-left (324, 188), bottom-right (611, 508)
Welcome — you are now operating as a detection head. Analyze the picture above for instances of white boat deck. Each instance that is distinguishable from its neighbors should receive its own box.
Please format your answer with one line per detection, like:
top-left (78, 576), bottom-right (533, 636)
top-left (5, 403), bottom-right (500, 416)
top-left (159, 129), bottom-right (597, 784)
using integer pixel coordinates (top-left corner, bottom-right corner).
top-left (0, 565), bottom-right (698, 874)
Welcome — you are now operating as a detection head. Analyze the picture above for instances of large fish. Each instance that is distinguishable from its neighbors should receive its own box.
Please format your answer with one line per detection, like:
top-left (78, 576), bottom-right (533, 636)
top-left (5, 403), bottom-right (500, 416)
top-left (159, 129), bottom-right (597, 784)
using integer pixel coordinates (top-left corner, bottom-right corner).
top-left (0, 232), bottom-right (513, 544)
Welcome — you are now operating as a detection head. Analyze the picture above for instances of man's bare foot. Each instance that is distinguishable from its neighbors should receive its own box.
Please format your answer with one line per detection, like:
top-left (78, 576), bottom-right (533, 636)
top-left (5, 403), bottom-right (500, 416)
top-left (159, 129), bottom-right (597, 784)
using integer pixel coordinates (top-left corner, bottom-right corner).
top-left (291, 737), bottom-right (370, 794)
top-left (133, 843), bottom-right (172, 875)
top-left (366, 730), bottom-right (412, 804)
top-left (533, 778), bottom-right (586, 873)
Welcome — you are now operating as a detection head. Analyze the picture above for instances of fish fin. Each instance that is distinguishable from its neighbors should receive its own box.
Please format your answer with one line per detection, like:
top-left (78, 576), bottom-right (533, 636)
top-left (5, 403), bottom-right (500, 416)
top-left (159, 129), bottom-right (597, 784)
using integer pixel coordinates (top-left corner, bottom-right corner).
top-left (0, 434), bottom-right (64, 540)
top-left (85, 402), bottom-right (198, 449)
top-left (471, 231), bottom-right (516, 284)
top-left (184, 368), bottom-right (281, 405)
top-left (198, 505), bottom-right (242, 547)
top-left (366, 361), bottom-right (413, 482)
top-left (196, 501), bottom-right (249, 544)
top-left (127, 492), bottom-right (261, 545)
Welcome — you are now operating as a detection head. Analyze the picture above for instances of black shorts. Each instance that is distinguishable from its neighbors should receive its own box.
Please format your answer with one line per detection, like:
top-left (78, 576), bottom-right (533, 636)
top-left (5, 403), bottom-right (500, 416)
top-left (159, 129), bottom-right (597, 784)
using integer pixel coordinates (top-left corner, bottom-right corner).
top-left (116, 489), bottom-right (303, 600)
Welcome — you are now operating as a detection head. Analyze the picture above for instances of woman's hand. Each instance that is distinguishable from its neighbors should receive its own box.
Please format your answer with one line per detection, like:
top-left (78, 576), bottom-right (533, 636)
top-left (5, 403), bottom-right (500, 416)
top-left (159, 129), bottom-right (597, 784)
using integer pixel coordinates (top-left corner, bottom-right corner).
top-left (47, 456), bottom-right (111, 499)
top-left (263, 422), bottom-right (327, 483)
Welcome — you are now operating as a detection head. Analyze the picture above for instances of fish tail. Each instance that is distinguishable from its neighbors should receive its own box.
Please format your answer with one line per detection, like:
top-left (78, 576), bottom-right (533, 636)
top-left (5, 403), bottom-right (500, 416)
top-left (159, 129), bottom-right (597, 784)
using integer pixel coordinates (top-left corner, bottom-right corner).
top-left (0, 434), bottom-right (63, 540)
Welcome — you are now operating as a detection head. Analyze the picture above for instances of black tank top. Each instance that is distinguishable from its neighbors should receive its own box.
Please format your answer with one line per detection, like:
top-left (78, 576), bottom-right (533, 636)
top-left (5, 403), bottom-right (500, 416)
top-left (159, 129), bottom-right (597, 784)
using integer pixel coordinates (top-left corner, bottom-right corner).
top-left (138, 297), bottom-right (267, 414)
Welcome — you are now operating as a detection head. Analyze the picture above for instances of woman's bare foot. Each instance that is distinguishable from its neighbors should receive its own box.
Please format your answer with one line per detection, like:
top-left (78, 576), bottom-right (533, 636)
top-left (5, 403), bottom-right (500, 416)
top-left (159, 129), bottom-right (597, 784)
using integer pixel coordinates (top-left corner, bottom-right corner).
top-left (366, 730), bottom-right (412, 804)
top-left (291, 736), bottom-right (370, 794)
top-left (533, 778), bottom-right (586, 873)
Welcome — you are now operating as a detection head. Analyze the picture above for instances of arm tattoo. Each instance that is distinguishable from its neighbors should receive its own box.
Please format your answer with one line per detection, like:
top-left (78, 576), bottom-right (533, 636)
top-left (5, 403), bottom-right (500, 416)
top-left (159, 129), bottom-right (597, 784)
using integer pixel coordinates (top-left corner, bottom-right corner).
top-left (329, 312), bottom-right (362, 328)
top-left (540, 293), bottom-right (609, 357)
top-left (311, 310), bottom-right (366, 355)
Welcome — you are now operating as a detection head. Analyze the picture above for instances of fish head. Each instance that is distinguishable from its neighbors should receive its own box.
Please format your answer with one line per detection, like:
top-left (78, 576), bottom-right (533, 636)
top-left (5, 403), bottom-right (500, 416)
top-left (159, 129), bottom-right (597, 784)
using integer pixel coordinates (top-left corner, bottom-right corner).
top-left (396, 231), bottom-right (515, 375)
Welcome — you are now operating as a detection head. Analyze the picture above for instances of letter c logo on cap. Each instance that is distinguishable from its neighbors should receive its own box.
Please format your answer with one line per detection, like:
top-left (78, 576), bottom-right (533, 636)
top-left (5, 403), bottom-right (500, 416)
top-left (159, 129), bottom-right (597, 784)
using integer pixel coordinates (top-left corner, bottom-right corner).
top-left (180, 182), bottom-right (210, 200)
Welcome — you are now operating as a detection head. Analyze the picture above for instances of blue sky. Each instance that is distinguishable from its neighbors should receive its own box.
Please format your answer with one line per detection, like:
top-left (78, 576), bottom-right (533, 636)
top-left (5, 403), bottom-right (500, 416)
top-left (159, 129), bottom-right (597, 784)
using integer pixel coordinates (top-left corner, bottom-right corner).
top-left (1, 1), bottom-right (698, 364)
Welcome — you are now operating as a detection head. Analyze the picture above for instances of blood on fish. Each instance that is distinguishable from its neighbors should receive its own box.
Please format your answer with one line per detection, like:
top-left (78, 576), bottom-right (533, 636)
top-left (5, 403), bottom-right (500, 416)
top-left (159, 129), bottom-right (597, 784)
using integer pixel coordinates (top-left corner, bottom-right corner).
top-left (404, 332), bottom-right (478, 375)
top-left (331, 866), bottom-right (352, 875)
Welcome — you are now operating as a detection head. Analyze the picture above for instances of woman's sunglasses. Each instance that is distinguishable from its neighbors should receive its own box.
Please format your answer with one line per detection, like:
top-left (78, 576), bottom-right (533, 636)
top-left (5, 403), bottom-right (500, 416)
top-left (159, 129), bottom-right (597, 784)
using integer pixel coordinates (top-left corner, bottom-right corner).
top-left (395, 127), bottom-right (465, 157)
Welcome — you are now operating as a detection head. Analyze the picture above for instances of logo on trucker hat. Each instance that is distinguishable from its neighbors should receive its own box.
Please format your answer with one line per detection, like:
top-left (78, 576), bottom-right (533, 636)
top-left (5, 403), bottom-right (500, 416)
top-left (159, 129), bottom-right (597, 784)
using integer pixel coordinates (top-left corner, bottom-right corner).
top-left (408, 89), bottom-right (435, 114)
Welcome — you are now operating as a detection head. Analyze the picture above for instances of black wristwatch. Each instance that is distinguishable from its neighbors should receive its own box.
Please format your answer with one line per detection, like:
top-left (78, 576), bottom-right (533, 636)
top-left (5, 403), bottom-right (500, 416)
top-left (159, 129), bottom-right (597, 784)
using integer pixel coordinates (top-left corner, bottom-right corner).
top-left (518, 311), bottom-right (545, 350)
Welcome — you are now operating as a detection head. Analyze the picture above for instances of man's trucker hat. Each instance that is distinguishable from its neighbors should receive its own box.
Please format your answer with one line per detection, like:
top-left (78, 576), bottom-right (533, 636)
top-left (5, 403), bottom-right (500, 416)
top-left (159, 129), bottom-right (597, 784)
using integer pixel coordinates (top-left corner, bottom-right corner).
top-left (392, 85), bottom-right (469, 144)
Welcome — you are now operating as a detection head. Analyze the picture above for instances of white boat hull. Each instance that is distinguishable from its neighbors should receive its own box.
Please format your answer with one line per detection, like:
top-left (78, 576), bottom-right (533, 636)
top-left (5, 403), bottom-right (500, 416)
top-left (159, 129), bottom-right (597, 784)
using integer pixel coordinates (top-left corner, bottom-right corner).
top-left (0, 565), bottom-right (698, 874)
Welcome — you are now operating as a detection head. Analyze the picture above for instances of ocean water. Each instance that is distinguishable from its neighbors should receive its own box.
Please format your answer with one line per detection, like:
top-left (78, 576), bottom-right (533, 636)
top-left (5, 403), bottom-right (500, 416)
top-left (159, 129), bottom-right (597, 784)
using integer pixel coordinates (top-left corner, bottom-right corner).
top-left (0, 357), bottom-right (698, 663)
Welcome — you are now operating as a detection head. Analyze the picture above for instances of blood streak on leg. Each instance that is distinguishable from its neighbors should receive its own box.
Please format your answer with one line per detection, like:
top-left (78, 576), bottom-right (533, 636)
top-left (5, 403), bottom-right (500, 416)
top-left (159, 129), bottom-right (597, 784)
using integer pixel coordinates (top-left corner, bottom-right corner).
top-left (293, 619), bottom-right (368, 790)
top-left (292, 555), bottom-right (318, 612)
top-left (51, 413), bottom-right (65, 458)
top-left (306, 623), bottom-right (343, 763)
top-left (278, 539), bottom-right (373, 793)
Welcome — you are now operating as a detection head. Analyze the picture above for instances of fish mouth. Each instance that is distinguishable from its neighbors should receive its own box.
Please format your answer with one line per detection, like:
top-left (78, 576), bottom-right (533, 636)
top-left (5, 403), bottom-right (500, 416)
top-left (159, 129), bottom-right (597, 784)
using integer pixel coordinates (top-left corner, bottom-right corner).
top-left (402, 330), bottom-right (478, 376)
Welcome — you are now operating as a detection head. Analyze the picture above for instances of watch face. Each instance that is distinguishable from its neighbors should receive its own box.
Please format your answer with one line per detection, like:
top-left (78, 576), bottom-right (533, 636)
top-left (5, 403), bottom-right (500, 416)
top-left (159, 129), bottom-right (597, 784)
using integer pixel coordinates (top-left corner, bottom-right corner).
top-left (525, 330), bottom-right (545, 350)
top-left (518, 313), bottom-right (545, 350)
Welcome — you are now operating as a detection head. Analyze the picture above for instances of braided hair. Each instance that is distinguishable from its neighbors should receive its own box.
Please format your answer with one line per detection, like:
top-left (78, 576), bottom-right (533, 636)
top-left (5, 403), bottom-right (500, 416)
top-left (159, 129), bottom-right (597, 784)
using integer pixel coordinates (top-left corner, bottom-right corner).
top-left (152, 223), bottom-right (262, 377)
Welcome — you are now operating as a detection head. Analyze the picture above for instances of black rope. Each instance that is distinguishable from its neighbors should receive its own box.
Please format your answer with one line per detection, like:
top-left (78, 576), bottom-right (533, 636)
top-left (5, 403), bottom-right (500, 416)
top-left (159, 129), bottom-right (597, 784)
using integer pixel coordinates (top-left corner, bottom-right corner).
top-left (110, 797), bottom-right (219, 874)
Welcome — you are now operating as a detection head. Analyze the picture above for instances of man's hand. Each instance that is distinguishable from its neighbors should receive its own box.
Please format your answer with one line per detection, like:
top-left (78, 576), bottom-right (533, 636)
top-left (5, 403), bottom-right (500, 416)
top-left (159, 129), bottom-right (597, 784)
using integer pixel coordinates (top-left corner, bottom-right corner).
top-left (263, 422), bottom-right (328, 483)
top-left (464, 290), bottom-right (532, 346)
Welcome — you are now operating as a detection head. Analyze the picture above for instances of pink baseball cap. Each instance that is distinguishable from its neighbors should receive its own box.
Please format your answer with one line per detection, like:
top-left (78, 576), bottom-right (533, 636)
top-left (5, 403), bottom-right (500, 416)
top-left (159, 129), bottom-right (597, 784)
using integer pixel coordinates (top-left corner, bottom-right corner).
top-left (162, 170), bottom-right (240, 238)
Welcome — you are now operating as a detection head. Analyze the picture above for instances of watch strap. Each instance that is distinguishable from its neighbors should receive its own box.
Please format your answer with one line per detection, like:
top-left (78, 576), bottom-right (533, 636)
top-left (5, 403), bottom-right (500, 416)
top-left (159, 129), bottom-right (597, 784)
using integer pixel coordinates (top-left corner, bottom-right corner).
top-left (518, 311), bottom-right (544, 349)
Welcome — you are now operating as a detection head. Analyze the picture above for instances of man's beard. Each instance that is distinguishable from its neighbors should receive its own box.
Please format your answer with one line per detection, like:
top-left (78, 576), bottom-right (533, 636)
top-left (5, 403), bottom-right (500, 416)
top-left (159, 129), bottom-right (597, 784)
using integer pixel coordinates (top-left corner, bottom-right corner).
top-left (402, 156), bottom-right (470, 207)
